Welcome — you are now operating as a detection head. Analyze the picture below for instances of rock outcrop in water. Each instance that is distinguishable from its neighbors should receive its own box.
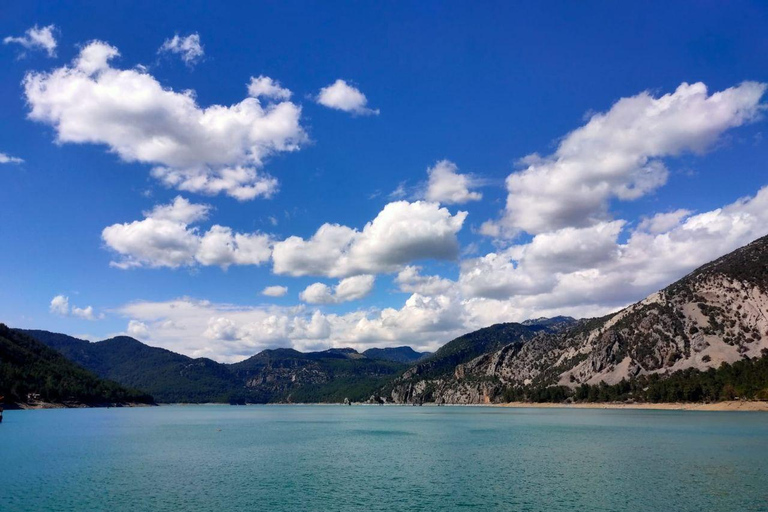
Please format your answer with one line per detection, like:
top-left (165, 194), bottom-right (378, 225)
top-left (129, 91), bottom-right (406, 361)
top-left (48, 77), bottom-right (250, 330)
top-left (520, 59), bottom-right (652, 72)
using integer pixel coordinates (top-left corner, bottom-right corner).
top-left (387, 235), bottom-right (768, 404)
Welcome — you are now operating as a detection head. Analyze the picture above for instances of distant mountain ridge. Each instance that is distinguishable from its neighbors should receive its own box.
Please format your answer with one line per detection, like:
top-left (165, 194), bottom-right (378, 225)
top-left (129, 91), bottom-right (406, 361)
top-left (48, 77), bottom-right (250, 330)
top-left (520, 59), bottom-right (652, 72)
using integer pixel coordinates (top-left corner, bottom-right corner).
top-left (363, 346), bottom-right (431, 363)
top-left (21, 330), bottom-right (415, 403)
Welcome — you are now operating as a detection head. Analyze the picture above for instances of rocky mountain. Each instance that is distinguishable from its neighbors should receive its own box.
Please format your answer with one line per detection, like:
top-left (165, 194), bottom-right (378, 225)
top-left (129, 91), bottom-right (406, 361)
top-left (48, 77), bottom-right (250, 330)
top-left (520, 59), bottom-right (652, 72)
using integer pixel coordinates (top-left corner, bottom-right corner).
top-left (0, 324), bottom-right (154, 408)
top-left (386, 235), bottom-right (768, 404)
top-left (22, 330), bottom-right (408, 403)
top-left (362, 346), bottom-right (431, 363)
top-left (384, 319), bottom-right (574, 403)
top-left (229, 348), bottom-right (406, 403)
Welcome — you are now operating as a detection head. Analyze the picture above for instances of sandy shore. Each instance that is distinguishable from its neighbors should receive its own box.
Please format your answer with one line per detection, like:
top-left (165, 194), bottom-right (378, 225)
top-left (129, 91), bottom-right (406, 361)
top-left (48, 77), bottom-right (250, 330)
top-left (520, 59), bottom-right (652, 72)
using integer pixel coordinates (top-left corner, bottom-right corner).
top-left (496, 400), bottom-right (768, 411)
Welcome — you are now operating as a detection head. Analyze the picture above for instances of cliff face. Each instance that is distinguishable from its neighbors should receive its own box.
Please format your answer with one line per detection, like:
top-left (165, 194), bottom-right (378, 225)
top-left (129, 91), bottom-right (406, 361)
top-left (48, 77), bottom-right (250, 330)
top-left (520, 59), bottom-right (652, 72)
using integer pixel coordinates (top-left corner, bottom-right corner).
top-left (385, 319), bottom-right (576, 404)
top-left (388, 235), bottom-right (768, 404)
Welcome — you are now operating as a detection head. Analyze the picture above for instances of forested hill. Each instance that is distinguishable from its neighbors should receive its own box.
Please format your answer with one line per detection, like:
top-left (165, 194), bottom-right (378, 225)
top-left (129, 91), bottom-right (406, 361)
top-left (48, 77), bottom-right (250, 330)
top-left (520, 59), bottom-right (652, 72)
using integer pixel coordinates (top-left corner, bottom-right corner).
top-left (0, 324), bottom-right (154, 408)
top-left (22, 330), bottom-right (409, 404)
top-left (362, 346), bottom-right (431, 363)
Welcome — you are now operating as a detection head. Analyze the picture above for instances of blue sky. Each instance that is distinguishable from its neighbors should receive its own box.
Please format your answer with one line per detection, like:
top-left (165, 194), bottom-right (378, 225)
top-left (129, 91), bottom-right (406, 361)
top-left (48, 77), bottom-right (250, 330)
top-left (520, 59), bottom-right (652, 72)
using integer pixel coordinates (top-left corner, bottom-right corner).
top-left (1, 1), bottom-right (768, 361)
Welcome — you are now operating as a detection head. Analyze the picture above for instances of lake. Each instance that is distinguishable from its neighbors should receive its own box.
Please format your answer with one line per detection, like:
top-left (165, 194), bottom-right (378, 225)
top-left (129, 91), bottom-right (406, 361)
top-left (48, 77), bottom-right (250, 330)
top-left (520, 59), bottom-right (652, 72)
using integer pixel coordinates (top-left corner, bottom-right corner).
top-left (3, 405), bottom-right (767, 511)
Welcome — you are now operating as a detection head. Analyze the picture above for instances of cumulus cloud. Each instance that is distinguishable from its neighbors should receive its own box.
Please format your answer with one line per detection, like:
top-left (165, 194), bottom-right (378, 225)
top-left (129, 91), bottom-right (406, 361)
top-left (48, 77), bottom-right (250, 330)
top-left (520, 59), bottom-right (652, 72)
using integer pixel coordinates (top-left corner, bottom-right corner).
top-left (248, 76), bottom-right (292, 100)
top-left (4, 24), bottom-right (57, 57)
top-left (49, 295), bottom-right (69, 315)
top-left (104, 198), bottom-right (467, 276)
top-left (158, 33), bottom-right (204, 66)
top-left (316, 79), bottom-right (379, 115)
top-left (425, 160), bottom-right (482, 204)
top-left (636, 209), bottom-right (692, 234)
top-left (272, 201), bottom-right (467, 277)
top-left (127, 319), bottom-right (150, 338)
top-left (395, 266), bottom-right (456, 296)
top-left (461, 186), bottom-right (768, 315)
top-left (117, 293), bottom-right (463, 362)
top-left (102, 196), bottom-right (272, 269)
top-left (110, 185), bottom-right (768, 362)
top-left (0, 152), bottom-right (24, 164)
top-left (299, 275), bottom-right (375, 304)
top-left (24, 41), bottom-right (305, 200)
top-left (261, 285), bottom-right (288, 297)
top-left (486, 82), bottom-right (766, 237)
top-left (49, 295), bottom-right (101, 320)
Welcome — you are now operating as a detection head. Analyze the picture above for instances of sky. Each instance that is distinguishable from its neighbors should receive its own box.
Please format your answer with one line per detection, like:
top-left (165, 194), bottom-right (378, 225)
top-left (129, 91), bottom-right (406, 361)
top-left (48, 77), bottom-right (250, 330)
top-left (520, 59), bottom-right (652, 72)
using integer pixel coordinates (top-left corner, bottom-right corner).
top-left (1, 1), bottom-right (768, 362)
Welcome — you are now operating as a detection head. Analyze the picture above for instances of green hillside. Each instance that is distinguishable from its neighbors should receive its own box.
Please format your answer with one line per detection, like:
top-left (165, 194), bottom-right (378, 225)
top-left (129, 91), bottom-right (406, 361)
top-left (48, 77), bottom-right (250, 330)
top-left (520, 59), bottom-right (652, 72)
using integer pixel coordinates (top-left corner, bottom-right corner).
top-left (0, 324), bottom-right (153, 407)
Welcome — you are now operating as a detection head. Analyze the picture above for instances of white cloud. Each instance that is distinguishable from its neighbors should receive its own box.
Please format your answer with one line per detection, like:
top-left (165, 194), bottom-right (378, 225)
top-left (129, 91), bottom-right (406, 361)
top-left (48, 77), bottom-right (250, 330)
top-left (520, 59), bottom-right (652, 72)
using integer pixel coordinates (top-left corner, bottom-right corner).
top-left (637, 209), bottom-right (692, 234)
top-left (395, 266), bottom-right (456, 296)
top-left (104, 198), bottom-right (466, 275)
top-left (127, 319), bottom-right (150, 338)
top-left (196, 226), bottom-right (273, 268)
top-left (158, 33), bottom-right (204, 66)
top-left (102, 196), bottom-right (272, 269)
top-left (272, 201), bottom-right (467, 277)
top-left (71, 305), bottom-right (97, 320)
top-left (146, 196), bottom-right (210, 223)
top-left (461, 186), bottom-right (768, 316)
top-left (425, 160), bottom-right (482, 204)
top-left (111, 184), bottom-right (768, 362)
top-left (50, 295), bottom-right (101, 320)
top-left (261, 285), bottom-right (288, 297)
top-left (117, 294), bottom-right (463, 362)
top-left (0, 152), bottom-right (24, 164)
top-left (248, 76), bottom-right (292, 100)
top-left (316, 79), bottom-right (379, 115)
top-left (299, 275), bottom-right (375, 304)
top-left (50, 295), bottom-right (70, 315)
top-left (4, 24), bottom-right (57, 57)
top-left (487, 82), bottom-right (766, 236)
top-left (24, 41), bottom-right (306, 200)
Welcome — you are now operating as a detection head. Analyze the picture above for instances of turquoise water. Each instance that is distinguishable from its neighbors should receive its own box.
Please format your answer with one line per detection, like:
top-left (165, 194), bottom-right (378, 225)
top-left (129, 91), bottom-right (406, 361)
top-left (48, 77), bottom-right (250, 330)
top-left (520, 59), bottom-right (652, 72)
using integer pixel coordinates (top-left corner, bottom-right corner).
top-left (3, 406), bottom-right (768, 511)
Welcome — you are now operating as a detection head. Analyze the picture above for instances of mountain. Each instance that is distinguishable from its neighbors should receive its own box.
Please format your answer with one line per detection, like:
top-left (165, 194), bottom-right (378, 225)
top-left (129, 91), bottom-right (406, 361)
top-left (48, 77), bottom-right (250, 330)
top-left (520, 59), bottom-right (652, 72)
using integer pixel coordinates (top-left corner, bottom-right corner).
top-left (229, 348), bottom-right (406, 403)
top-left (521, 316), bottom-right (577, 329)
top-left (384, 320), bottom-right (573, 403)
top-left (386, 235), bottom-right (768, 404)
top-left (22, 331), bottom-right (409, 403)
top-left (0, 324), bottom-right (153, 408)
top-left (362, 346), bottom-right (431, 363)
top-left (22, 330), bottom-right (243, 403)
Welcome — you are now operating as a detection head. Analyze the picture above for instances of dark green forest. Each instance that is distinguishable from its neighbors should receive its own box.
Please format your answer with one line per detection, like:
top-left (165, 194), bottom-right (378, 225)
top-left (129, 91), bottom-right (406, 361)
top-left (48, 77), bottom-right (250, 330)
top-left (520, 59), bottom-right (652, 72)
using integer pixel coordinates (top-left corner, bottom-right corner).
top-left (0, 324), bottom-right (154, 407)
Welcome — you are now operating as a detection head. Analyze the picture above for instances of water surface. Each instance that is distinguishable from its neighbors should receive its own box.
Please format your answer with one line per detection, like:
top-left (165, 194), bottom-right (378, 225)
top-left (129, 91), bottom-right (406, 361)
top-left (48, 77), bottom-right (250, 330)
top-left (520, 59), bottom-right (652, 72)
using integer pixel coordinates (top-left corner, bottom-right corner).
top-left (3, 405), bottom-right (767, 511)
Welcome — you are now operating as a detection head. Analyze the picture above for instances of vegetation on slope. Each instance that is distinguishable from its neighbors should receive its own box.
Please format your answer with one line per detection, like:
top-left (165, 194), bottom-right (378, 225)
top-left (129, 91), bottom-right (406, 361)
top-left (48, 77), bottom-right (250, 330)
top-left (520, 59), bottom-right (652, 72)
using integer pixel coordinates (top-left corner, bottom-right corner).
top-left (23, 330), bottom-right (243, 403)
top-left (0, 324), bottom-right (153, 407)
top-left (502, 351), bottom-right (768, 404)
top-left (24, 330), bottom-right (408, 403)
top-left (403, 323), bottom-right (542, 381)
top-left (230, 349), bottom-right (407, 403)
top-left (362, 346), bottom-right (431, 363)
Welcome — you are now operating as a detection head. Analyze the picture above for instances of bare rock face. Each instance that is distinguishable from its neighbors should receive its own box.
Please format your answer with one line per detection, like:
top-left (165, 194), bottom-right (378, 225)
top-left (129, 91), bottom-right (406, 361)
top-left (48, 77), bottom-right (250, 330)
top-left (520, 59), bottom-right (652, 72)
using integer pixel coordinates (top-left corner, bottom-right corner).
top-left (387, 235), bottom-right (768, 404)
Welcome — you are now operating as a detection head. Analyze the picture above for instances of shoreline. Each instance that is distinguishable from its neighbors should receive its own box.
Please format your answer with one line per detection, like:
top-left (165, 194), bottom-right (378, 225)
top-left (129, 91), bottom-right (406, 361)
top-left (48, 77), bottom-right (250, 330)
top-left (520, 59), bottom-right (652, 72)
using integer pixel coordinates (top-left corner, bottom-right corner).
top-left (7, 400), bottom-right (767, 412)
top-left (9, 401), bottom-right (155, 410)
top-left (494, 400), bottom-right (768, 412)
